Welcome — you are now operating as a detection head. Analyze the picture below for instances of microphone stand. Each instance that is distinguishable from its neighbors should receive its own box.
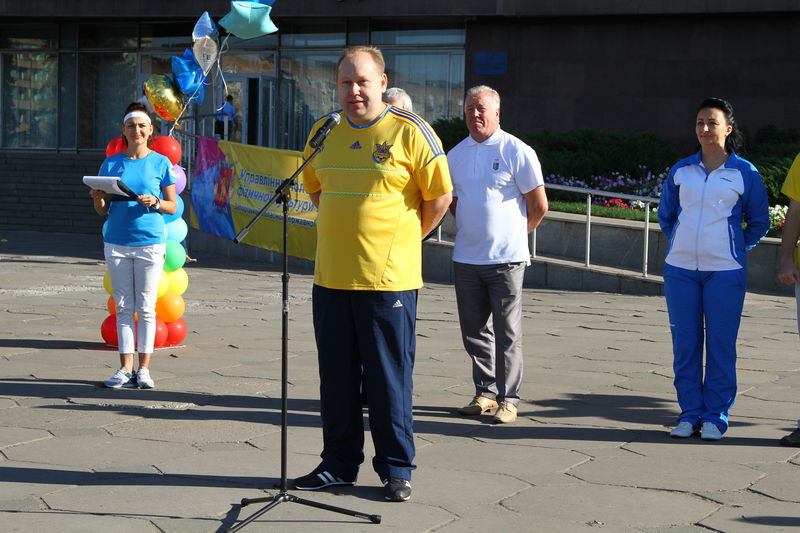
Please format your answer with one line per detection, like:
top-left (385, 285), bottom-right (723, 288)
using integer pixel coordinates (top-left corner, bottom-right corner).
top-left (227, 144), bottom-right (381, 531)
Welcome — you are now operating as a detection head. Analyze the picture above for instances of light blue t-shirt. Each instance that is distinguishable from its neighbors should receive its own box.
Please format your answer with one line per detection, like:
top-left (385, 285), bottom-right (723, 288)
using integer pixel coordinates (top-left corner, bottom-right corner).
top-left (99, 151), bottom-right (176, 246)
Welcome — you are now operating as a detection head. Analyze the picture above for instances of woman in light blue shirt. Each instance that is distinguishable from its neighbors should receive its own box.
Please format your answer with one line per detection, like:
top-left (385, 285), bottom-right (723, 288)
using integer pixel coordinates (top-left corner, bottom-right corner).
top-left (90, 102), bottom-right (177, 389)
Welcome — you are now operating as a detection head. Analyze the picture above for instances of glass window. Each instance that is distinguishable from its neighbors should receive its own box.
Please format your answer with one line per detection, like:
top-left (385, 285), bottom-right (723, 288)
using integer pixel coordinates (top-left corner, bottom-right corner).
top-left (280, 22), bottom-right (346, 48)
top-left (140, 54), bottom-right (173, 76)
top-left (0, 24), bottom-right (57, 49)
top-left (140, 22), bottom-right (196, 50)
top-left (382, 49), bottom-right (464, 122)
top-left (371, 23), bottom-right (465, 46)
top-left (59, 53), bottom-right (77, 149)
top-left (78, 23), bottom-right (137, 49)
top-left (2, 52), bottom-right (58, 148)
top-left (278, 51), bottom-right (338, 150)
top-left (221, 53), bottom-right (276, 75)
top-left (226, 34), bottom-right (278, 50)
top-left (78, 53), bottom-right (137, 149)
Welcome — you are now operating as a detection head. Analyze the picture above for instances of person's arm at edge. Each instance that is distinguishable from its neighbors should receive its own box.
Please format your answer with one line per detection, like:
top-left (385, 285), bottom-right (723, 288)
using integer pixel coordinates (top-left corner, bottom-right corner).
top-left (778, 198), bottom-right (800, 285)
top-left (421, 192), bottom-right (452, 239)
top-left (524, 185), bottom-right (548, 232)
top-left (310, 190), bottom-right (321, 208)
top-left (158, 184), bottom-right (178, 215)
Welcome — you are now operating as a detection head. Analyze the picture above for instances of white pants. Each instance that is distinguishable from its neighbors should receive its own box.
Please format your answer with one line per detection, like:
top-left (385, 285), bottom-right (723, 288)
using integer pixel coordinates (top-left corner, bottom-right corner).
top-left (104, 243), bottom-right (166, 354)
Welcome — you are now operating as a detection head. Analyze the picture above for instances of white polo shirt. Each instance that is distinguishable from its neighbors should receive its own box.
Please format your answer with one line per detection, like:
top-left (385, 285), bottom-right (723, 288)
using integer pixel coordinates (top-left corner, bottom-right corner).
top-left (448, 127), bottom-right (544, 265)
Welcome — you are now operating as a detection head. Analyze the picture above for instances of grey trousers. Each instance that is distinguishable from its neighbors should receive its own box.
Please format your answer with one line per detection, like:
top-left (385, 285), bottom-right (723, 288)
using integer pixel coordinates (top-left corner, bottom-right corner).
top-left (453, 261), bottom-right (526, 405)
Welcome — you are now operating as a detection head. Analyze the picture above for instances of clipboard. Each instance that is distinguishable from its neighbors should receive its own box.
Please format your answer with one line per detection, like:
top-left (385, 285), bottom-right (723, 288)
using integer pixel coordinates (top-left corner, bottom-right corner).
top-left (83, 176), bottom-right (138, 201)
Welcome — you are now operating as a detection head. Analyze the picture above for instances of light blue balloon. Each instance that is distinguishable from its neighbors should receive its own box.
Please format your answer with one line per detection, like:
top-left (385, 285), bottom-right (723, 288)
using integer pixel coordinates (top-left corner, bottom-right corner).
top-left (220, 2), bottom-right (278, 39)
top-left (163, 196), bottom-right (184, 223)
top-left (166, 218), bottom-right (188, 242)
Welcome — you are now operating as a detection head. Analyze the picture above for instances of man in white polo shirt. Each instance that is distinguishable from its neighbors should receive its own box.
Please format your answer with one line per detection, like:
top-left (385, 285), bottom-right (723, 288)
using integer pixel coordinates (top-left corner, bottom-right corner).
top-left (448, 85), bottom-right (548, 423)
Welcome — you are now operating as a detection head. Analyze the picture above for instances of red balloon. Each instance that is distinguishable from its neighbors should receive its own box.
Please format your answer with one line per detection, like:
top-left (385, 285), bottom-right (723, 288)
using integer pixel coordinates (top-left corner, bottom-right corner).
top-left (105, 136), bottom-right (127, 157)
top-left (150, 136), bottom-right (182, 165)
top-left (101, 314), bottom-right (118, 346)
top-left (165, 318), bottom-right (188, 346)
top-left (154, 318), bottom-right (168, 348)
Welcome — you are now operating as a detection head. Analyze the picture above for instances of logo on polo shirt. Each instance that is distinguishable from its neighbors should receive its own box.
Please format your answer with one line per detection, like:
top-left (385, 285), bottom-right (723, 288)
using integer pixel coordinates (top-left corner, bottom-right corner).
top-left (349, 141), bottom-right (362, 149)
top-left (492, 158), bottom-right (500, 171)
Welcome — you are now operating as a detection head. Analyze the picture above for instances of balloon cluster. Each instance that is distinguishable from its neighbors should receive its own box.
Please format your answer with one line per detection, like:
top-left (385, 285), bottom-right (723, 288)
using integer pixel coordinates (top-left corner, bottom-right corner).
top-left (100, 140), bottom-right (190, 349)
top-left (141, 3), bottom-right (278, 128)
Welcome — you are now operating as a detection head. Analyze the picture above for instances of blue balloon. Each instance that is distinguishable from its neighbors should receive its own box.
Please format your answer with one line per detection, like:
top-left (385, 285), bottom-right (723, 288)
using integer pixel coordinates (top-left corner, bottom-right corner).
top-left (171, 48), bottom-right (206, 105)
top-left (163, 196), bottom-right (185, 223)
top-left (166, 218), bottom-right (188, 242)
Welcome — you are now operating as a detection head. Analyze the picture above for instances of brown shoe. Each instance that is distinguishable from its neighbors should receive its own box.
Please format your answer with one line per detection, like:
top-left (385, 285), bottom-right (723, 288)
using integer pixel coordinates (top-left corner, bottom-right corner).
top-left (492, 401), bottom-right (518, 423)
top-left (458, 395), bottom-right (498, 416)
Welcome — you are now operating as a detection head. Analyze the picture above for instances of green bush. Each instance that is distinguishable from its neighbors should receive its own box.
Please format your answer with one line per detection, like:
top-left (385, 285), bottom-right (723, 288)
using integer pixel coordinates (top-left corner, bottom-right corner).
top-left (430, 117), bottom-right (469, 153)
top-left (519, 129), bottom-right (675, 181)
top-left (744, 124), bottom-right (800, 206)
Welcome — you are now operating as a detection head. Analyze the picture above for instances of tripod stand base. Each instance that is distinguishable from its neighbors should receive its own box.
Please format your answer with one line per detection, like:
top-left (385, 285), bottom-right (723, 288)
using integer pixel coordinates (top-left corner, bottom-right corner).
top-left (228, 490), bottom-right (381, 531)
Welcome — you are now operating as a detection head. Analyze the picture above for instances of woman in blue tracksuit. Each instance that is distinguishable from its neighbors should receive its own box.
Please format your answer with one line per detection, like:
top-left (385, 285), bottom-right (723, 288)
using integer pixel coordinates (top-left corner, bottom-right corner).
top-left (658, 98), bottom-right (769, 441)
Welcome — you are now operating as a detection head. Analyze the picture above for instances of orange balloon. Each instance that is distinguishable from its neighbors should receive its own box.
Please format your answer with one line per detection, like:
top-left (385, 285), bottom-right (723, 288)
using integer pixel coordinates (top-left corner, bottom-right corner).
top-left (107, 296), bottom-right (116, 315)
top-left (155, 291), bottom-right (185, 322)
top-left (150, 136), bottom-right (182, 165)
top-left (105, 136), bottom-right (127, 157)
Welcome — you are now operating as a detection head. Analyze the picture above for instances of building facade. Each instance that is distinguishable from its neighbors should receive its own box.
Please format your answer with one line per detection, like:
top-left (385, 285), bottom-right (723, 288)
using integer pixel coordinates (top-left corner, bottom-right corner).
top-left (1, 0), bottom-right (799, 232)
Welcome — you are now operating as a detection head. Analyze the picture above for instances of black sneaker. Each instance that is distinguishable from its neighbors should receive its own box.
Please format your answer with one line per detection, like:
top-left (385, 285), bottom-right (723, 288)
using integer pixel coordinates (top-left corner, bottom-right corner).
top-left (293, 468), bottom-right (356, 490)
top-left (383, 478), bottom-right (411, 502)
top-left (780, 428), bottom-right (800, 447)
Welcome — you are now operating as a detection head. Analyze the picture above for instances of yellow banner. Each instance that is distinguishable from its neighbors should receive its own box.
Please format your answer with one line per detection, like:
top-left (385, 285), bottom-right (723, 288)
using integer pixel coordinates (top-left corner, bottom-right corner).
top-left (191, 137), bottom-right (317, 261)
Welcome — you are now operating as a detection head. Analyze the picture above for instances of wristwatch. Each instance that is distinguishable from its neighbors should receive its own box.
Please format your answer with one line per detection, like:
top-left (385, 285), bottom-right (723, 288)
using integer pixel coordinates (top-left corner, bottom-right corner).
top-left (154, 198), bottom-right (161, 211)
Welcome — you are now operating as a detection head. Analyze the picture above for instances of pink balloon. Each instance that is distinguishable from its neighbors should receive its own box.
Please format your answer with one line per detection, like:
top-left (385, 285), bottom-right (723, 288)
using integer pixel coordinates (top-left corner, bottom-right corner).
top-left (173, 164), bottom-right (187, 194)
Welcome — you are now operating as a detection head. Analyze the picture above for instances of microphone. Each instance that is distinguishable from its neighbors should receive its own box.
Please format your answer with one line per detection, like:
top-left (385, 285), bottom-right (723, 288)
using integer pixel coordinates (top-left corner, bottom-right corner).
top-left (308, 113), bottom-right (341, 148)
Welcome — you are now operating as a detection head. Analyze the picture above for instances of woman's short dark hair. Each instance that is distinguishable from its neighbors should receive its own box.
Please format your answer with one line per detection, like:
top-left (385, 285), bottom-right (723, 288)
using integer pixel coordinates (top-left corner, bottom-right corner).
top-left (123, 101), bottom-right (151, 121)
top-left (697, 97), bottom-right (743, 154)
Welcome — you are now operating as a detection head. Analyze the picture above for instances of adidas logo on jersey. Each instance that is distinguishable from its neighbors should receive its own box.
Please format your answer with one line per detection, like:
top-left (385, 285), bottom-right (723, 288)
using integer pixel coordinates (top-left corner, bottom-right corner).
top-left (392, 300), bottom-right (403, 308)
top-left (349, 141), bottom-right (362, 149)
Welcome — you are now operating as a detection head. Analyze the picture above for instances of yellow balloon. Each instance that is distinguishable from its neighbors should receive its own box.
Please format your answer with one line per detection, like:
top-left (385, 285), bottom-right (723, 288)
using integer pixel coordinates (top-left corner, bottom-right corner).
top-left (144, 74), bottom-right (186, 122)
top-left (157, 270), bottom-right (170, 298)
top-left (103, 271), bottom-right (112, 295)
top-left (169, 268), bottom-right (189, 295)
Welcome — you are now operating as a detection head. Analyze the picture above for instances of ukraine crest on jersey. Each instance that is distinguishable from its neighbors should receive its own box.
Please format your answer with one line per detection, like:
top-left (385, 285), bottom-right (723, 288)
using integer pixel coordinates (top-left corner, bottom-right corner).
top-left (372, 142), bottom-right (393, 164)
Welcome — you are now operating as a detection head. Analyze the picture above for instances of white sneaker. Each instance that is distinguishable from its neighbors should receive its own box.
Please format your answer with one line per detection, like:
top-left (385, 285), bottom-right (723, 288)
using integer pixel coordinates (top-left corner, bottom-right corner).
top-left (136, 367), bottom-right (155, 389)
top-left (701, 422), bottom-right (722, 441)
top-left (669, 421), bottom-right (696, 438)
top-left (104, 368), bottom-right (135, 388)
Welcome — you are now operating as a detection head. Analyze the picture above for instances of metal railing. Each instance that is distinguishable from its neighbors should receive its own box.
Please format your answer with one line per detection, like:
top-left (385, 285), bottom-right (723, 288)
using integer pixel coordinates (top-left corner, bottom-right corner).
top-left (171, 114), bottom-right (231, 190)
top-left (535, 184), bottom-right (661, 277)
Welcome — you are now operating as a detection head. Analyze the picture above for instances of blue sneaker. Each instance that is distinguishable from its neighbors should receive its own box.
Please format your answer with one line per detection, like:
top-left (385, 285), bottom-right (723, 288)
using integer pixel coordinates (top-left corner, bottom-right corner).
top-left (701, 422), bottom-right (723, 441)
top-left (669, 421), bottom-right (696, 438)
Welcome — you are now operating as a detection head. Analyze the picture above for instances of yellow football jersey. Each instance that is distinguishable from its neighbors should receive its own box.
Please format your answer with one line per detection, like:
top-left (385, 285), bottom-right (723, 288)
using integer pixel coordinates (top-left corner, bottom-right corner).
top-left (781, 153), bottom-right (800, 202)
top-left (303, 105), bottom-right (452, 291)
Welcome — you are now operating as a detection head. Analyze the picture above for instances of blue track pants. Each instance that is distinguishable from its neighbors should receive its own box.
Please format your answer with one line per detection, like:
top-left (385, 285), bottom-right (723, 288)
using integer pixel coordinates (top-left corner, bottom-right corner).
top-left (312, 285), bottom-right (417, 482)
top-left (663, 264), bottom-right (746, 433)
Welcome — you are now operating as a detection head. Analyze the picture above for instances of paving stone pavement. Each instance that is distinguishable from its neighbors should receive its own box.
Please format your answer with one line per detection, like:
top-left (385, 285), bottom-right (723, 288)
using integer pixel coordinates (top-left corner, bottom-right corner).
top-left (1, 230), bottom-right (800, 533)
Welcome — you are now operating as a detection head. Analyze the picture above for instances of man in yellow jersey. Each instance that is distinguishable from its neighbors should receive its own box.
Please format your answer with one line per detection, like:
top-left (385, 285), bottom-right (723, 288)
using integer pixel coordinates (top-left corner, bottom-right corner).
top-left (777, 153), bottom-right (800, 447)
top-left (293, 46), bottom-right (452, 502)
